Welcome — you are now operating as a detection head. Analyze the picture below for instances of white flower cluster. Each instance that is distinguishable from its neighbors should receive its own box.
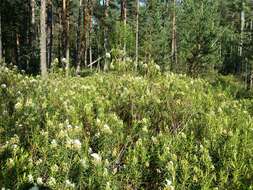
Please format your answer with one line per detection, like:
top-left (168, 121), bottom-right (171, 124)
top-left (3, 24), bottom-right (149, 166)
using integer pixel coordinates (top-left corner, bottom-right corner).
top-left (62, 58), bottom-right (68, 63)
top-left (51, 164), bottom-right (59, 173)
top-left (28, 174), bottom-right (34, 183)
top-left (66, 138), bottom-right (82, 151)
top-left (165, 179), bottom-right (174, 190)
top-left (35, 159), bottom-right (43, 166)
top-left (105, 52), bottom-right (111, 59)
top-left (15, 102), bottom-right (22, 110)
top-left (57, 129), bottom-right (67, 139)
top-left (28, 174), bottom-right (57, 187)
top-left (50, 139), bottom-right (58, 148)
top-left (48, 177), bottom-right (56, 186)
top-left (66, 124), bottom-right (72, 129)
top-left (7, 158), bottom-right (14, 168)
top-left (1, 187), bottom-right (11, 190)
top-left (91, 153), bottom-right (102, 165)
top-left (36, 177), bottom-right (43, 185)
top-left (155, 64), bottom-right (161, 71)
top-left (1, 83), bottom-right (7, 89)
top-left (65, 179), bottom-right (75, 188)
top-left (151, 136), bottom-right (158, 144)
top-left (126, 57), bottom-right (132, 62)
top-left (105, 182), bottom-right (111, 190)
top-left (142, 125), bottom-right (148, 133)
top-left (143, 63), bottom-right (148, 68)
top-left (101, 124), bottom-right (112, 134)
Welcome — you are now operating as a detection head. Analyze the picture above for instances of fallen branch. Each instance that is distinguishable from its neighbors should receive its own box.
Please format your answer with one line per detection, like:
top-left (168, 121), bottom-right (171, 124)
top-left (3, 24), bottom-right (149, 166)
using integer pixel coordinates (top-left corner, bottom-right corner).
top-left (87, 50), bottom-right (113, 67)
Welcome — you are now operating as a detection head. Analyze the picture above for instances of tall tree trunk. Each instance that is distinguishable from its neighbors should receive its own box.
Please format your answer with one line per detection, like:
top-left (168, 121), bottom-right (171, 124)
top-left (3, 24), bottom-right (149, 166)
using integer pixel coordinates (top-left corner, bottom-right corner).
top-left (135, 0), bottom-right (139, 68)
top-left (16, 33), bottom-right (20, 67)
top-left (121, 0), bottom-right (127, 59)
top-left (58, 7), bottom-right (62, 66)
top-left (239, 0), bottom-right (246, 86)
top-left (250, 5), bottom-right (253, 89)
top-left (47, 0), bottom-right (53, 68)
top-left (0, 13), bottom-right (2, 62)
top-left (239, 1), bottom-right (245, 58)
top-left (84, 1), bottom-right (89, 67)
top-left (76, 0), bottom-right (83, 73)
top-left (63, 0), bottom-right (70, 75)
top-left (40, 0), bottom-right (48, 78)
top-left (66, 13), bottom-right (70, 65)
top-left (25, 0), bottom-right (30, 71)
top-left (239, 0), bottom-right (245, 75)
top-left (30, 0), bottom-right (36, 69)
top-left (31, 0), bottom-right (35, 32)
top-left (27, 0), bottom-right (31, 71)
top-left (171, 0), bottom-right (178, 70)
top-left (77, 0), bottom-right (89, 72)
top-left (89, 0), bottom-right (93, 67)
top-left (104, 0), bottom-right (110, 71)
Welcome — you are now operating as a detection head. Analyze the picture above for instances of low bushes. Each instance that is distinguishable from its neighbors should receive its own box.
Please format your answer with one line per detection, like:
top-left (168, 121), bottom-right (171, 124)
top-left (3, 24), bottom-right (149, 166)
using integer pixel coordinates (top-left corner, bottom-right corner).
top-left (0, 66), bottom-right (253, 189)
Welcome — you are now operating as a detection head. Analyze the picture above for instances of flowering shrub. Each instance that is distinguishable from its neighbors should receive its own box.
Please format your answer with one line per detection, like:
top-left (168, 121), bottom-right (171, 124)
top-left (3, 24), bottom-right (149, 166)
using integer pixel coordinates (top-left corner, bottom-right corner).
top-left (0, 65), bottom-right (253, 189)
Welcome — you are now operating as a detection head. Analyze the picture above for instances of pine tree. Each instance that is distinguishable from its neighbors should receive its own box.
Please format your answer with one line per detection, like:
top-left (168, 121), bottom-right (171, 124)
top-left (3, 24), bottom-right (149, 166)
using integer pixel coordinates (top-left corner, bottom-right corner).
top-left (140, 0), bottom-right (170, 65)
top-left (178, 0), bottom-right (221, 75)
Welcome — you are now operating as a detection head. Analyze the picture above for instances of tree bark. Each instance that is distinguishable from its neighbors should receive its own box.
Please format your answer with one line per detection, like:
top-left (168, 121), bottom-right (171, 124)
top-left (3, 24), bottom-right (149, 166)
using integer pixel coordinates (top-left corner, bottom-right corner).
top-left (121, 0), bottom-right (127, 59)
top-left (171, 0), bottom-right (178, 70)
top-left (47, 0), bottom-right (53, 68)
top-left (58, 6), bottom-right (62, 66)
top-left (76, 0), bottom-right (83, 73)
top-left (16, 33), bottom-right (20, 67)
top-left (0, 13), bottom-right (2, 62)
top-left (238, 0), bottom-right (245, 75)
top-left (30, 0), bottom-right (36, 63)
top-left (104, 0), bottom-right (110, 71)
top-left (239, 0), bottom-right (245, 58)
top-left (83, 0), bottom-right (90, 67)
top-left (89, 0), bottom-right (93, 67)
top-left (135, 0), bottom-right (139, 68)
top-left (240, 0), bottom-right (246, 86)
top-left (250, 4), bottom-right (253, 88)
top-left (40, 0), bottom-right (48, 78)
top-left (63, 0), bottom-right (70, 75)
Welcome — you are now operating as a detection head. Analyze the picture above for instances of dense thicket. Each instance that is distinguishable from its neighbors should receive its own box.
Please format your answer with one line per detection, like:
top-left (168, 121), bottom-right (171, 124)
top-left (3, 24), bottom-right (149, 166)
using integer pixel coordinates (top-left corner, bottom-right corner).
top-left (0, 0), bottom-right (252, 80)
top-left (1, 65), bottom-right (253, 189)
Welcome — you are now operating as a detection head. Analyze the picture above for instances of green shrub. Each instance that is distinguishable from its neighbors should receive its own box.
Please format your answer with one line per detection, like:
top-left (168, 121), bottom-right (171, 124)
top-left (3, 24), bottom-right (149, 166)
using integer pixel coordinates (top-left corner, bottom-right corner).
top-left (0, 66), bottom-right (253, 189)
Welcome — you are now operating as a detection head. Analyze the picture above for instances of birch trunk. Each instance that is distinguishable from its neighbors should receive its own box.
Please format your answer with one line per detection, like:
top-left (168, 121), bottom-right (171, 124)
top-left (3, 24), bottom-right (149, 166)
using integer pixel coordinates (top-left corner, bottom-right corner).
top-left (240, 1), bottom-right (245, 85)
